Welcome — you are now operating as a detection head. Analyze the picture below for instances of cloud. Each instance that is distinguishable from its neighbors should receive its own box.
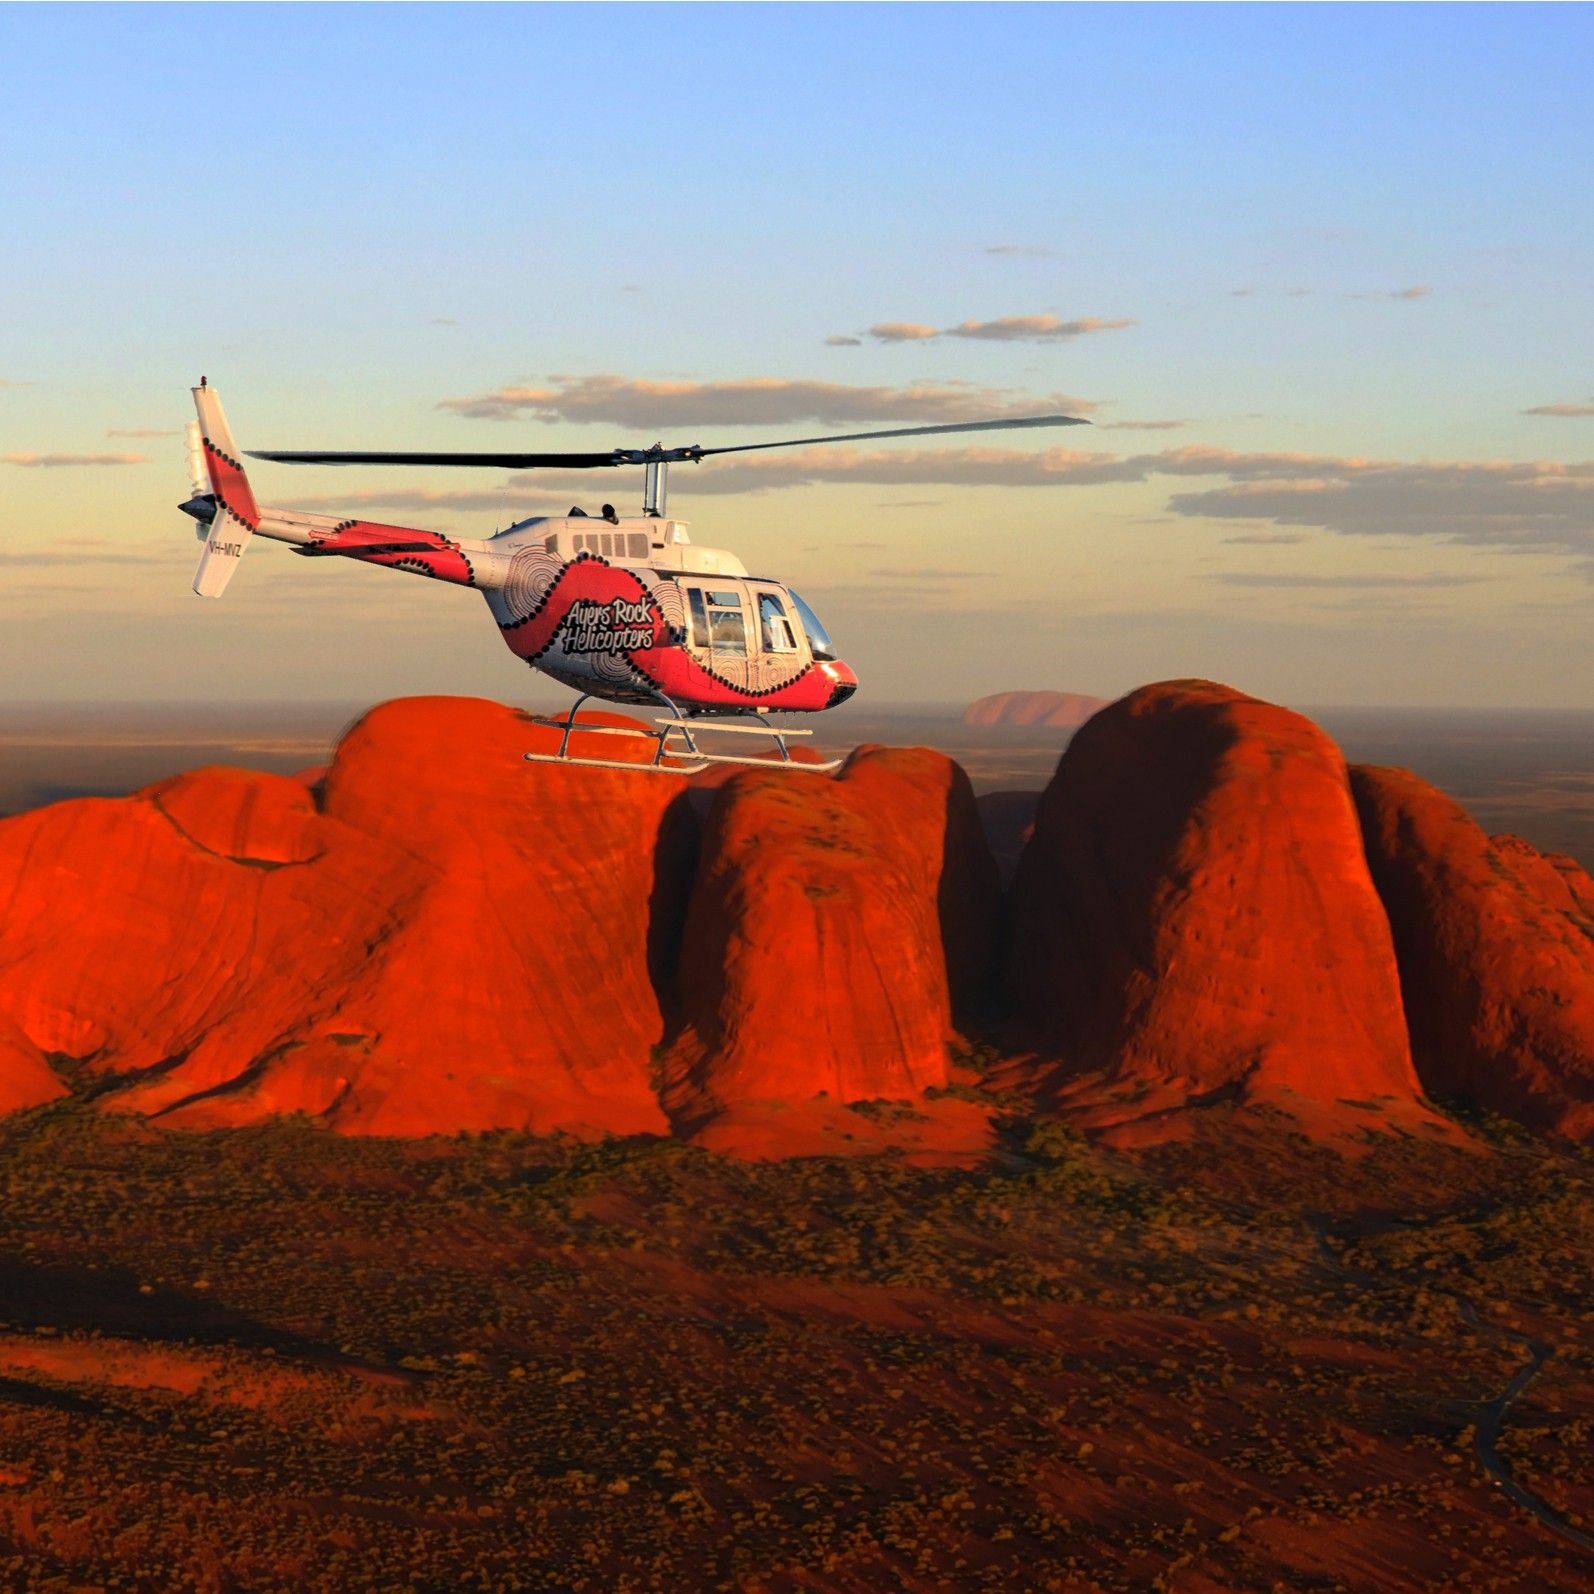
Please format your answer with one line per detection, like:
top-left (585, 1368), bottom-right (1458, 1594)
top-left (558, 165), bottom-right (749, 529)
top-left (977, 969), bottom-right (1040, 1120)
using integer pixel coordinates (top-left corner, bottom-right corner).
top-left (865, 567), bottom-right (993, 582)
top-left (1099, 419), bottom-right (1187, 432)
top-left (1348, 285), bottom-right (1430, 301)
top-left (1208, 571), bottom-right (1485, 589)
top-left (709, 444), bottom-right (1594, 571)
top-left (984, 244), bottom-right (1054, 258)
top-left (281, 483), bottom-right (567, 517)
top-left (107, 428), bottom-right (178, 438)
top-left (430, 317), bottom-right (458, 327)
top-left (824, 335), bottom-right (862, 348)
top-left (1161, 454), bottom-right (1594, 565)
top-left (866, 323), bottom-right (939, 344)
top-left (1523, 400), bottom-right (1594, 418)
top-left (283, 443), bottom-right (1594, 575)
top-left (438, 375), bottom-right (1096, 427)
top-left (944, 314), bottom-right (1136, 342)
top-left (0, 377), bottom-right (34, 389)
top-left (861, 314), bottom-right (1135, 345)
top-left (0, 542), bottom-right (163, 568)
top-left (3, 452), bottom-right (150, 467)
top-left (1221, 531), bottom-right (1309, 546)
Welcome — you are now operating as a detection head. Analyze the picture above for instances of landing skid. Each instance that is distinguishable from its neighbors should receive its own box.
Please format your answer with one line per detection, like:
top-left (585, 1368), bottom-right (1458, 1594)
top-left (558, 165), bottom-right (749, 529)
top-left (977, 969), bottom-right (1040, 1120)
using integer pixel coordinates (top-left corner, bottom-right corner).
top-left (523, 692), bottom-right (840, 776)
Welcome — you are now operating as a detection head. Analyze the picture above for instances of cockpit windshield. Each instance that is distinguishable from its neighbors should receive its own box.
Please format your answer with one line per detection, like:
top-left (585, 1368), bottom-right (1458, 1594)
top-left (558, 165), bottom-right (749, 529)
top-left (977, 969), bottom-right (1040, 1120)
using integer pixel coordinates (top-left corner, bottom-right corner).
top-left (787, 590), bottom-right (836, 662)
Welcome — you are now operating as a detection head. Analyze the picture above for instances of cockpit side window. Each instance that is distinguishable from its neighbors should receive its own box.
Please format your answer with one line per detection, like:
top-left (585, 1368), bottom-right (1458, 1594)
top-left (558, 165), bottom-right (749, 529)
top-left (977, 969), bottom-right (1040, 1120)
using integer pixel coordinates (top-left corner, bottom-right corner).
top-left (758, 592), bottom-right (799, 653)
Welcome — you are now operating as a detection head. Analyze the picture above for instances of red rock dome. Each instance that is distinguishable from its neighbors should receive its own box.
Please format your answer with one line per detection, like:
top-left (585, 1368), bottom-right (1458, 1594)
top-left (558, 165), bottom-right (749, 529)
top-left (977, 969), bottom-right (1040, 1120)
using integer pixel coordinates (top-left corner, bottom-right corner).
top-left (0, 699), bottom-right (692, 1138)
top-left (1352, 765), bottom-right (1594, 1138)
top-left (1006, 681), bottom-right (1422, 1131)
top-left (664, 745), bottom-right (999, 1150)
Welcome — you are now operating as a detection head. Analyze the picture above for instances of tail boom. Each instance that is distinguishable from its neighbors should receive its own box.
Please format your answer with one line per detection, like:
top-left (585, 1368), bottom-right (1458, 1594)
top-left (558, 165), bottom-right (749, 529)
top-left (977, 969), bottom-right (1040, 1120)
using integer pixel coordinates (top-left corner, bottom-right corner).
top-left (186, 382), bottom-right (505, 595)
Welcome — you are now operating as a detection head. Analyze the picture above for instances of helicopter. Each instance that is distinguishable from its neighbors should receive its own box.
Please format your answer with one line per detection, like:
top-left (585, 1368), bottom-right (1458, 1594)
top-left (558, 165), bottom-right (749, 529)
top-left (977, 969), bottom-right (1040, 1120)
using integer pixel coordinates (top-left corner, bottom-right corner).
top-left (181, 381), bottom-right (1088, 774)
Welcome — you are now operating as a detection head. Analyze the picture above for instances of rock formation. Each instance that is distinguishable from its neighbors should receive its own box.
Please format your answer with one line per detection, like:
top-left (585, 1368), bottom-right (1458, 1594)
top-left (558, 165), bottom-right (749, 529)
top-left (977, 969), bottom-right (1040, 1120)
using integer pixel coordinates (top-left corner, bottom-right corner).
top-left (1, 684), bottom-right (1586, 1154)
top-left (1351, 765), bottom-right (1594, 1137)
top-left (1006, 680), bottom-right (1423, 1129)
top-left (663, 746), bottom-right (999, 1152)
top-left (0, 699), bottom-right (691, 1137)
top-left (962, 691), bottom-right (1108, 729)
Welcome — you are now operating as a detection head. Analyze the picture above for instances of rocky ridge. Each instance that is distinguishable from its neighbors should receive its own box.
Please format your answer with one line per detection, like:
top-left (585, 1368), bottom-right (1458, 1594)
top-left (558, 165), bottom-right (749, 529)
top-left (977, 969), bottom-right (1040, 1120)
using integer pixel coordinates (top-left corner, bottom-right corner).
top-left (0, 684), bottom-right (1588, 1153)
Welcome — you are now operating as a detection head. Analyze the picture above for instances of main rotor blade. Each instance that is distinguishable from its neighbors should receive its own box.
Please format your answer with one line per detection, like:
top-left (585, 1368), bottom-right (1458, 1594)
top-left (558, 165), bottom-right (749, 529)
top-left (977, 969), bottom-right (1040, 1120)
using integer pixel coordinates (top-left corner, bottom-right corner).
top-left (246, 449), bottom-right (626, 469)
top-left (696, 412), bottom-right (1090, 458)
top-left (246, 413), bottom-right (1090, 471)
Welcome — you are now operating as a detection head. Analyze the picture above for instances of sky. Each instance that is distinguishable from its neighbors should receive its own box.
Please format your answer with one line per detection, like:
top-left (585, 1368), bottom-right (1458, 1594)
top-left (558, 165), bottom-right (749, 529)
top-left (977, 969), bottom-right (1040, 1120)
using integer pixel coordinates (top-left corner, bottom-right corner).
top-left (1, 2), bottom-right (1590, 711)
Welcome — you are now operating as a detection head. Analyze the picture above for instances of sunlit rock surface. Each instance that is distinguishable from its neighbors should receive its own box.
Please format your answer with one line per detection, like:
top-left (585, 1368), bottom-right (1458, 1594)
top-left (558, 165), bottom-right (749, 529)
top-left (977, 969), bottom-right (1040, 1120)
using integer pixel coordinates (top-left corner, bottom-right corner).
top-left (663, 746), bottom-right (999, 1155)
top-left (1005, 680), bottom-right (1425, 1133)
top-left (1352, 764), bottom-right (1594, 1138)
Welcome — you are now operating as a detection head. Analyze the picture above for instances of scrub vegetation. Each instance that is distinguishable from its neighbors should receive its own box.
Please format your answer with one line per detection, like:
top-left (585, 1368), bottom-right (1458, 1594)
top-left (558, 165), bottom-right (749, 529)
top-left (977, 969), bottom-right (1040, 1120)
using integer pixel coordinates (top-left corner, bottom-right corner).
top-left (0, 1103), bottom-right (1590, 1590)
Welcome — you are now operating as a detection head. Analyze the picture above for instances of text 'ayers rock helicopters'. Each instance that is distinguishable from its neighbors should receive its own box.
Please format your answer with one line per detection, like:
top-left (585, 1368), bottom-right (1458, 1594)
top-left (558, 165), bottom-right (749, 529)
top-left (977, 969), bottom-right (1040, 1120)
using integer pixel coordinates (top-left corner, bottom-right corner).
top-left (181, 381), bottom-right (1088, 773)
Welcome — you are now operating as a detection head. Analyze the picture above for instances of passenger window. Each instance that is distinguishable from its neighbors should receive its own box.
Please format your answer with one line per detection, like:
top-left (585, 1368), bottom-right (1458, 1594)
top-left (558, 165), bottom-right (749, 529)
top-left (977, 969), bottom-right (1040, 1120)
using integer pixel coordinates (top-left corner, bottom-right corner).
top-left (709, 608), bottom-right (747, 657)
top-left (706, 592), bottom-right (748, 658)
top-left (687, 587), bottom-right (709, 648)
top-left (758, 592), bottom-right (798, 653)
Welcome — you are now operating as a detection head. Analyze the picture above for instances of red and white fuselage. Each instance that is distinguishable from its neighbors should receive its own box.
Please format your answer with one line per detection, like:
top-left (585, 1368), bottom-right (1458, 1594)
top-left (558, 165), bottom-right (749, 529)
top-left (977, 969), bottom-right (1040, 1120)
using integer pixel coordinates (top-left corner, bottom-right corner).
top-left (189, 384), bottom-right (857, 717)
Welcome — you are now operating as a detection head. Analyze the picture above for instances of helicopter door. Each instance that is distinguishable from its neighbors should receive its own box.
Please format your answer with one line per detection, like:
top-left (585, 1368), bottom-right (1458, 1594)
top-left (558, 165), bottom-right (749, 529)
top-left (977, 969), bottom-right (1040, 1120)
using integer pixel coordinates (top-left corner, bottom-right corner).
top-left (750, 586), bottom-right (805, 690)
top-left (684, 583), bottom-right (756, 688)
top-left (756, 590), bottom-right (800, 656)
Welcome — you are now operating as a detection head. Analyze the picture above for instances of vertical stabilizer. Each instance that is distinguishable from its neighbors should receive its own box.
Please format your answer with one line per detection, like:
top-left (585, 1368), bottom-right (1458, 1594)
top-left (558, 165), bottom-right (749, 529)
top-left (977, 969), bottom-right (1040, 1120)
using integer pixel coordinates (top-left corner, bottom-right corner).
top-left (191, 381), bottom-right (259, 598)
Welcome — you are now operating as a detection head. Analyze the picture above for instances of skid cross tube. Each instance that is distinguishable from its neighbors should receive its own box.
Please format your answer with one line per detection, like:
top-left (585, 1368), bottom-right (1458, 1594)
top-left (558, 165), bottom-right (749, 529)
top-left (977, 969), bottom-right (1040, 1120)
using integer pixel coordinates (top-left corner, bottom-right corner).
top-left (525, 697), bottom-right (839, 775)
top-left (529, 686), bottom-right (700, 769)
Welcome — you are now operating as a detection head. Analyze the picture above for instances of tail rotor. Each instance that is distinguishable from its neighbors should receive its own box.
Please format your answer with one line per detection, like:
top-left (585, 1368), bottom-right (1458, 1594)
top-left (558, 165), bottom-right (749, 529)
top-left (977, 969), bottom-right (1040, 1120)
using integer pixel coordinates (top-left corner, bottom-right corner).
top-left (178, 421), bottom-right (215, 540)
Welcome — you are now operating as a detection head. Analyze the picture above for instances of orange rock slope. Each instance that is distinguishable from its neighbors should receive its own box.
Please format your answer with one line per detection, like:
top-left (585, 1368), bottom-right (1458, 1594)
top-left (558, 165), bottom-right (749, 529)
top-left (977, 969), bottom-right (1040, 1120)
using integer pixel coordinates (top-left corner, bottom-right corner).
top-left (1351, 765), bottom-right (1594, 1137)
top-left (0, 699), bottom-right (690, 1137)
top-left (3, 686), bottom-right (1586, 1152)
top-left (962, 690), bottom-right (1108, 729)
top-left (1005, 680), bottom-right (1425, 1130)
top-left (662, 746), bottom-right (999, 1154)
top-left (0, 703), bottom-right (1000, 1150)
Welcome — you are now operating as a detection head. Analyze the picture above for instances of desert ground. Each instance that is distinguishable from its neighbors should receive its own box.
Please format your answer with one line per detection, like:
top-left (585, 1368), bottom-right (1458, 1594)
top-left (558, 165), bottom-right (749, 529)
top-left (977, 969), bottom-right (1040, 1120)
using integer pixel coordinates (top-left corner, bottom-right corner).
top-left (0, 1102), bottom-right (1592, 1591)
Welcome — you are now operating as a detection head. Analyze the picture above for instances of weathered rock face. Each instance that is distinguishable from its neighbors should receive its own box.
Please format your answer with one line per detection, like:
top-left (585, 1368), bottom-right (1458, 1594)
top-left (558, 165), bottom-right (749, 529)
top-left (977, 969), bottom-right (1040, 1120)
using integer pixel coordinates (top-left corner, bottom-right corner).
top-left (976, 791), bottom-right (1042, 887)
top-left (664, 747), bottom-right (999, 1143)
top-left (4, 684), bottom-right (1581, 1155)
top-left (1351, 765), bottom-right (1594, 1138)
top-left (0, 699), bottom-right (691, 1137)
top-left (963, 691), bottom-right (1108, 729)
top-left (1006, 681), bottom-right (1421, 1126)
top-left (0, 1009), bottom-right (69, 1115)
